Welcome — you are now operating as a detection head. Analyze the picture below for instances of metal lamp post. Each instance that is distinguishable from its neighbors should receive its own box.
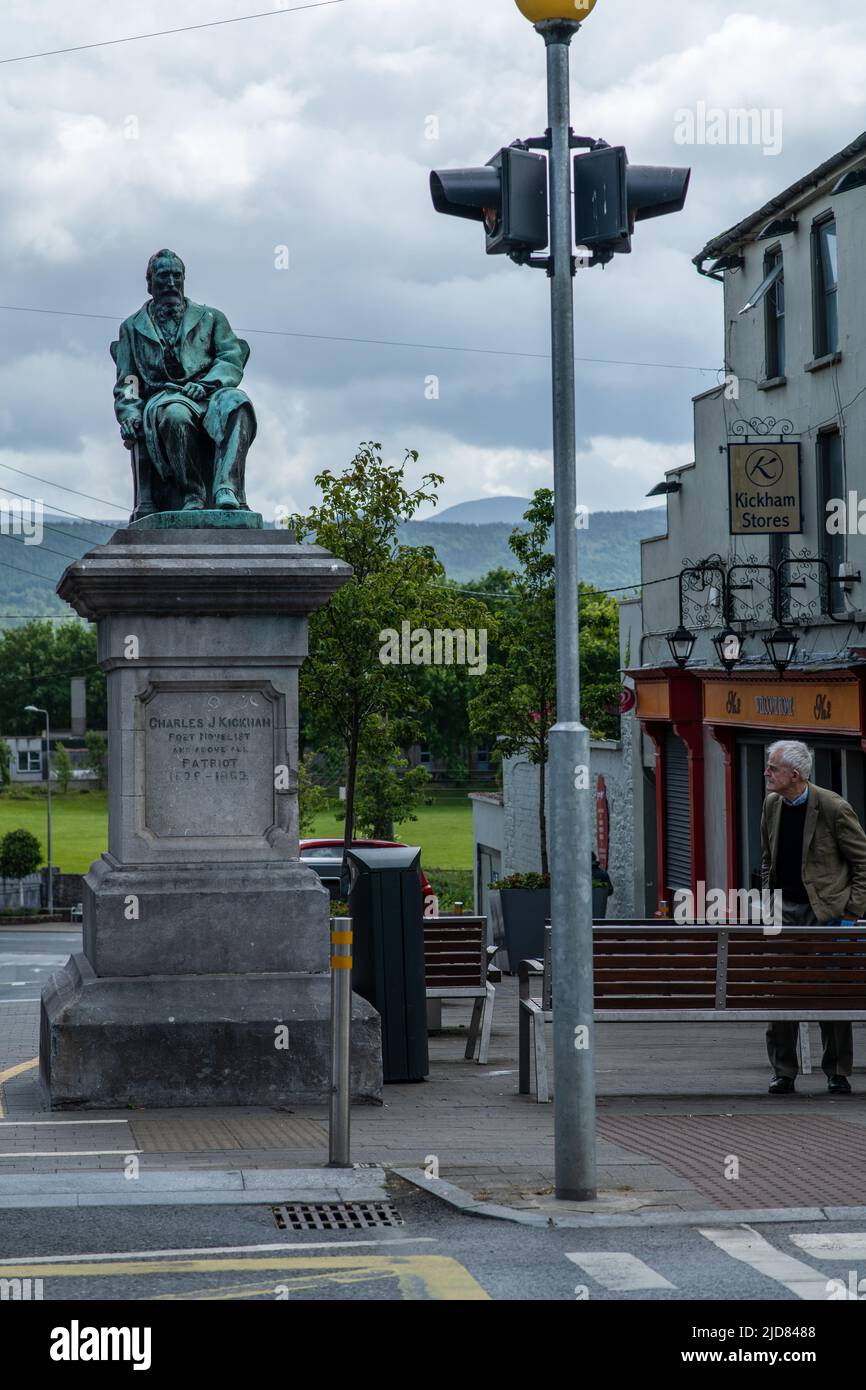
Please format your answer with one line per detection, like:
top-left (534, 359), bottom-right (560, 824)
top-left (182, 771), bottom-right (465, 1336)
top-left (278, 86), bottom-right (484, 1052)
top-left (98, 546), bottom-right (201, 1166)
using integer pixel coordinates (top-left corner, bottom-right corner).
top-left (515, 0), bottom-right (599, 1201)
top-left (24, 705), bottom-right (53, 915)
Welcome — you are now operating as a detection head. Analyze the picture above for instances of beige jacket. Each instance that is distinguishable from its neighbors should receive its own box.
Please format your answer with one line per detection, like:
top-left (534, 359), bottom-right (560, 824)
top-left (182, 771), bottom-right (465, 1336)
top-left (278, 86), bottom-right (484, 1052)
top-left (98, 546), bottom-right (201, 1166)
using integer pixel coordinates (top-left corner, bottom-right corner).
top-left (761, 782), bottom-right (866, 924)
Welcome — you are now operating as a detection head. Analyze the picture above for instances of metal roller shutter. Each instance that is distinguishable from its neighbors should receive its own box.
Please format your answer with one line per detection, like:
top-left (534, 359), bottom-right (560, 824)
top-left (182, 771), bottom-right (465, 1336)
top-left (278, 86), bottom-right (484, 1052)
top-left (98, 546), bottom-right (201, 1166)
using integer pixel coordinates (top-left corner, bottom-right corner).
top-left (664, 730), bottom-right (692, 891)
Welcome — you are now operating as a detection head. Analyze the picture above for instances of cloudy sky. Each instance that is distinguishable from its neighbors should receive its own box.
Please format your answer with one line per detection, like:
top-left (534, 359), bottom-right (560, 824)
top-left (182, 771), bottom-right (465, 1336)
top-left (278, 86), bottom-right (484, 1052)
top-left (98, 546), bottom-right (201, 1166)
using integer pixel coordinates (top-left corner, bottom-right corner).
top-left (2, 0), bottom-right (866, 526)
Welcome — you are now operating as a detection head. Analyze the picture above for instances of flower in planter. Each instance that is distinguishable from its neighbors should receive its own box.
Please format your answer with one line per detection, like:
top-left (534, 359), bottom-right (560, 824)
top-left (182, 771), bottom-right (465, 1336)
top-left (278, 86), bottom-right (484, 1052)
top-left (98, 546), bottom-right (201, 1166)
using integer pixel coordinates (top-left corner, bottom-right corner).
top-left (488, 872), bottom-right (550, 891)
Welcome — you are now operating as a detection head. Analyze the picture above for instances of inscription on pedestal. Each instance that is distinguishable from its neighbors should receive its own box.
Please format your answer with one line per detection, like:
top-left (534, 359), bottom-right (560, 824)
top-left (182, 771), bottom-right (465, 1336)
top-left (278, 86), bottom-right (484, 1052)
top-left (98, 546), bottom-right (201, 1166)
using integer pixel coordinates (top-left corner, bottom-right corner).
top-left (144, 687), bottom-right (276, 838)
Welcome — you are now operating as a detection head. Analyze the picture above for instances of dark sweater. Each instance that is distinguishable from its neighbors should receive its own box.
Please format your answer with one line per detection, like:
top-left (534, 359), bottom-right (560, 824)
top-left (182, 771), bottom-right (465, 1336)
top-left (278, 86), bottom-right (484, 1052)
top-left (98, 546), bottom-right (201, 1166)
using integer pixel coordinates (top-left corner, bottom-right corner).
top-left (777, 799), bottom-right (809, 903)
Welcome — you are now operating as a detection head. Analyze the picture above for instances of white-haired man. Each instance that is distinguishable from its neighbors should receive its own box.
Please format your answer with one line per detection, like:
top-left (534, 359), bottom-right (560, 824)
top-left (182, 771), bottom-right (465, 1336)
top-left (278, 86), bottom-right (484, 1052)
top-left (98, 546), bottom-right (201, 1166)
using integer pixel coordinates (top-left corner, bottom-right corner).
top-left (762, 739), bottom-right (866, 1095)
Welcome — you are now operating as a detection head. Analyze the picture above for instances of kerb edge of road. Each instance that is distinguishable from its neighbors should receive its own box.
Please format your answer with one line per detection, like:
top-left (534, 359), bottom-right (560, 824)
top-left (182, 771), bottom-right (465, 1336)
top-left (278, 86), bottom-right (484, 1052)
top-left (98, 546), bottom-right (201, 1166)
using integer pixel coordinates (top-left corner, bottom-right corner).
top-left (392, 1168), bottom-right (866, 1231)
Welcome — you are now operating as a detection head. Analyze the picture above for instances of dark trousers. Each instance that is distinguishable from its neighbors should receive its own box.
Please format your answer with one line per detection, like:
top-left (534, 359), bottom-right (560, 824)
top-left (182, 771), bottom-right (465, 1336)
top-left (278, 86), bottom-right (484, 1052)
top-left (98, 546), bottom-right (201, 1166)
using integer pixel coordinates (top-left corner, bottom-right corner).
top-left (766, 900), bottom-right (854, 1078)
top-left (766, 1020), bottom-right (853, 1079)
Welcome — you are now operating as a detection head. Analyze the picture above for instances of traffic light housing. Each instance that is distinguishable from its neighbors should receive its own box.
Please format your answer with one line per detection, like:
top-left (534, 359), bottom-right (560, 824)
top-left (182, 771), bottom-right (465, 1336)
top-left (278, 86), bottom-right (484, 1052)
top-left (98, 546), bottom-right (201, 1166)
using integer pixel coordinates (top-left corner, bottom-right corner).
top-left (430, 146), bottom-right (548, 256)
top-left (574, 145), bottom-right (691, 255)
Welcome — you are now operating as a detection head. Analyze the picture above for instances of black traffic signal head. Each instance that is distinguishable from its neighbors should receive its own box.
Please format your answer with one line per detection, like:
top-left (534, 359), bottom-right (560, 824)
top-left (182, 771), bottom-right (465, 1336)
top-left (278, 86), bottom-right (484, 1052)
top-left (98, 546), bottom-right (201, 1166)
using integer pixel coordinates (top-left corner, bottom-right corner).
top-left (574, 145), bottom-right (690, 254)
top-left (430, 146), bottom-right (548, 256)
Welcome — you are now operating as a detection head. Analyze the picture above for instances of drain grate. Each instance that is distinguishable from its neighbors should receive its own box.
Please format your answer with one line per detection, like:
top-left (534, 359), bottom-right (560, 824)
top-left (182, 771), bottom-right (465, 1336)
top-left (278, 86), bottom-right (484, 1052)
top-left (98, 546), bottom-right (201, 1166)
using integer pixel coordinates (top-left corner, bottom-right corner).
top-left (273, 1201), bottom-right (403, 1233)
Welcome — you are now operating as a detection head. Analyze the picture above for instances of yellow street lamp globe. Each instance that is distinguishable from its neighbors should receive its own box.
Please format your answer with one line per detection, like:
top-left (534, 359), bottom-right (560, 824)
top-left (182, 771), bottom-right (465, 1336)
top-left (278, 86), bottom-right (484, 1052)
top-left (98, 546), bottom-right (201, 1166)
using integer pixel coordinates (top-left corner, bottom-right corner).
top-left (515, 0), bottom-right (599, 22)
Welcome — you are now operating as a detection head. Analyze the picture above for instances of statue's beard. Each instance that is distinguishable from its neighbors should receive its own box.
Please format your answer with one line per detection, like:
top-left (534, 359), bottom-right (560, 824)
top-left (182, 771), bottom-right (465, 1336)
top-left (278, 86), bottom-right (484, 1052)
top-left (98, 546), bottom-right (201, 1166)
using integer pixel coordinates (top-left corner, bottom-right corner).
top-left (153, 289), bottom-right (184, 315)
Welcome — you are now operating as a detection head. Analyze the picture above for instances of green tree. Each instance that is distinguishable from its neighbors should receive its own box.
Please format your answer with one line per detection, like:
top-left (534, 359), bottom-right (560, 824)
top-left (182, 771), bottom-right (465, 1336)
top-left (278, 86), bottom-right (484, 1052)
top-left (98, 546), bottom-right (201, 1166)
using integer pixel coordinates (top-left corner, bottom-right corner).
top-left (411, 572), bottom-right (508, 781)
top-left (0, 738), bottom-right (10, 794)
top-left (468, 490), bottom-right (621, 873)
top-left (349, 715), bottom-right (430, 839)
top-left (53, 742), bottom-right (72, 795)
top-left (576, 584), bottom-right (622, 742)
top-left (85, 731), bottom-right (108, 790)
top-left (289, 442), bottom-right (484, 857)
top-left (298, 750), bottom-right (328, 836)
top-left (0, 828), bottom-right (43, 897)
top-left (0, 620), bottom-right (105, 735)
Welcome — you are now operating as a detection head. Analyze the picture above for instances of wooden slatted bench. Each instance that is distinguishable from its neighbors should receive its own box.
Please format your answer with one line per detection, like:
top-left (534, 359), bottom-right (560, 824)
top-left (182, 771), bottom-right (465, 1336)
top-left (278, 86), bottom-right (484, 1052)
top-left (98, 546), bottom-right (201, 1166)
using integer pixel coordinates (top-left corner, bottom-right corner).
top-left (424, 916), bottom-right (496, 1064)
top-left (519, 922), bottom-right (866, 1101)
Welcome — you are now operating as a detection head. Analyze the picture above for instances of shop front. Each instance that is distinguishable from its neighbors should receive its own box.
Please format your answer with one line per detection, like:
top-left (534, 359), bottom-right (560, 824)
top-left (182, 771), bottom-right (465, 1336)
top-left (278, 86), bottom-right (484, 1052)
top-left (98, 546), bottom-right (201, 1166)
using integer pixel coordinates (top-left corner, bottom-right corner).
top-left (703, 670), bottom-right (866, 893)
top-left (634, 666), bottom-right (866, 906)
top-left (634, 669), bottom-right (705, 904)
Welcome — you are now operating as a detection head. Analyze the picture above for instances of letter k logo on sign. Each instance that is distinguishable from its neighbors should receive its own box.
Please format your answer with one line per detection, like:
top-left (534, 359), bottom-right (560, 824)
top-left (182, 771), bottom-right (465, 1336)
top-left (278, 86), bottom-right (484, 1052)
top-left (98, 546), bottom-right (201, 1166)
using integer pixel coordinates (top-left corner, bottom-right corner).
top-left (745, 448), bottom-right (784, 485)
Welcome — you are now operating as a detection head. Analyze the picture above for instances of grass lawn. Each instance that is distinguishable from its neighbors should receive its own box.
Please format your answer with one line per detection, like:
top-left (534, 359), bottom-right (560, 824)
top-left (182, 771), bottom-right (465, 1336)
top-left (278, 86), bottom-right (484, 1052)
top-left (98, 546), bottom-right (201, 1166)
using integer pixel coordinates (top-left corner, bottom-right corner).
top-left (308, 794), bottom-right (474, 870)
top-left (0, 790), bottom-right (476, 875)
top-left (0, 792), bottom-right (108, 874)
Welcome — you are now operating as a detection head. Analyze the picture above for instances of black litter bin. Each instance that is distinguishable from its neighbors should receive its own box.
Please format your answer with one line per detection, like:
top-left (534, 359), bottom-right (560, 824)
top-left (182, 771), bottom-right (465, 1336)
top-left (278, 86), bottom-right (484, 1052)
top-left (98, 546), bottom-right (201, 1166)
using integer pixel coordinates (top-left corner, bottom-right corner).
top-left (347, 846), bottom-right (429, 1083)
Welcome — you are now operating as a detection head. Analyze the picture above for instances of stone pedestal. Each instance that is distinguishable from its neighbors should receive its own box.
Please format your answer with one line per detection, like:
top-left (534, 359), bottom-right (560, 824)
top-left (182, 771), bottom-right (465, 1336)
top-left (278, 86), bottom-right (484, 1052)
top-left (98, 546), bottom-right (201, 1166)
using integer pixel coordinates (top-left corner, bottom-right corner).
top-left (40, 527), bottom-right (382, 1108)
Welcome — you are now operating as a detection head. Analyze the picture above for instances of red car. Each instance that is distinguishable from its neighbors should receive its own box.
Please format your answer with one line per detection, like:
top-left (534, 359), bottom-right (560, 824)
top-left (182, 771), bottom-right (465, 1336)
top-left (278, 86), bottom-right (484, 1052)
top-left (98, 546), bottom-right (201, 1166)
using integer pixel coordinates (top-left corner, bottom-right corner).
top-left (299, 838), bottom-right (434, 908)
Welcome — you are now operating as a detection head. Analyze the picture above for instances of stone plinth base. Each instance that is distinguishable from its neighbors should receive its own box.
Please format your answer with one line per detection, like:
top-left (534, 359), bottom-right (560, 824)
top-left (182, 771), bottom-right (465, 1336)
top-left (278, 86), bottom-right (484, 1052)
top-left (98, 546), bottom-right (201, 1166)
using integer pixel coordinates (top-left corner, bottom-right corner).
top-left (41, 954), bottom-right (382, 1109)
top-left (82, 855), bottom-right (331, 977)
top-left (130, 510), bottom-right (263, 529)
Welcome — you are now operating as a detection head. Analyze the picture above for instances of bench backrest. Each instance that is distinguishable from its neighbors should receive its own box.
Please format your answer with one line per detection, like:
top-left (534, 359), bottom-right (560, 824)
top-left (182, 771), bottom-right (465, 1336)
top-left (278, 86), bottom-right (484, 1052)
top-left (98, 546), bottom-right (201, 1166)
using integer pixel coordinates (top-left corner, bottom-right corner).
top-left (530, 923), bottom-right (866, 1011)
top-left (423, 916), bottom-right (487, 989)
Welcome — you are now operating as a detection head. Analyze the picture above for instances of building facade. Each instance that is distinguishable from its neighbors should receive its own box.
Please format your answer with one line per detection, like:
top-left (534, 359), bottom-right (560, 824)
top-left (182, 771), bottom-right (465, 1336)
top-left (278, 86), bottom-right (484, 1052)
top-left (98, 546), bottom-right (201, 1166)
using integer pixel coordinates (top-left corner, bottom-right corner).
top-left (627, 131), bottom-right (866, 910)
top-left (470, 737), bottom-right (634, 918)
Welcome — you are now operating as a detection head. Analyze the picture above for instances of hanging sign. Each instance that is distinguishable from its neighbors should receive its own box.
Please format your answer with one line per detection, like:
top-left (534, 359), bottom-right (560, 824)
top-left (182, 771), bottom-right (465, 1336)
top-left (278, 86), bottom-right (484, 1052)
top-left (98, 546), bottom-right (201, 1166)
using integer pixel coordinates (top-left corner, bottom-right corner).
top-left (728, 442), bottom-right (802, 534)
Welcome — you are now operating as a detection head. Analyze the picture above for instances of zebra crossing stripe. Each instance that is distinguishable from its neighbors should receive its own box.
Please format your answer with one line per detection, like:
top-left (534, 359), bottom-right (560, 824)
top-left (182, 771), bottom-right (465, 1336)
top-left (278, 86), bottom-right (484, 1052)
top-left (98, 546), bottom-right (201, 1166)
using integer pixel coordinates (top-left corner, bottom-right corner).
top-left (699, 1226), bottom-right (830, 1300)
top-left (565, 1252), bottom-right (676, 1292)
top-left (791, 1233), bottom-right (866, 1259)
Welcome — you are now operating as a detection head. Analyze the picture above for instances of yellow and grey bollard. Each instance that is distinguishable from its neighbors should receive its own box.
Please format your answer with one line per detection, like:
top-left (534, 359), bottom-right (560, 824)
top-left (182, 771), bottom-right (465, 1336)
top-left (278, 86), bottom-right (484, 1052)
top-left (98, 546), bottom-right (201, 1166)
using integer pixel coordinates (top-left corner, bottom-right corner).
top-left (329, 917), bottom-right (352, 1167)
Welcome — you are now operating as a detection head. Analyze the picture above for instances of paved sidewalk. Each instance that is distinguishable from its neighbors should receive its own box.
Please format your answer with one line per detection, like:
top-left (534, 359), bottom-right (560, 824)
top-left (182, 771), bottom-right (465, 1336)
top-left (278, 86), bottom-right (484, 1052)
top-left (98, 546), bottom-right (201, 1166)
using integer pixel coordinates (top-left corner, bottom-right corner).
top-left (2, 975), bottom-right (865, 1216)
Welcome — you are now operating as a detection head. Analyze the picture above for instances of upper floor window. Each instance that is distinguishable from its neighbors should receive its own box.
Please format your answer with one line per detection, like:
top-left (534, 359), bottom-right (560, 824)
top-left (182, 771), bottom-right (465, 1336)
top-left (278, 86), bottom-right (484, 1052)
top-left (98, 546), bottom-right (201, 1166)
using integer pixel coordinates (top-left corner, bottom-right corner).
top-left (818, 429), bottom-right (844, 612)
top-left (812, 216), bottom-right (838, 357)
top-left (763, 247), bottom-right (785, 378)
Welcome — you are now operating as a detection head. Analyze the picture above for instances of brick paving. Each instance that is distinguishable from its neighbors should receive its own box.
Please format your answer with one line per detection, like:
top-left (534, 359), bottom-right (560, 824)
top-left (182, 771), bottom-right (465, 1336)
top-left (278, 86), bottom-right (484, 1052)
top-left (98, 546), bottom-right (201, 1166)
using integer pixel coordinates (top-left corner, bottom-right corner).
top-left (596, 1113), bottom-right (866, 1210)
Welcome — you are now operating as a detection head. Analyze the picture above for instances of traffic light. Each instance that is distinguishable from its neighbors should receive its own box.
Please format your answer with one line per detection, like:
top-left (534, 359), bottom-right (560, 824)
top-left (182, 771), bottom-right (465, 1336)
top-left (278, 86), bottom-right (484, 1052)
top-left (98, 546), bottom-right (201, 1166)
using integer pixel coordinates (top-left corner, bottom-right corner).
top-left (573, 145), bottom-right (691, 255)
top-left (430, 146), bottom-right (548, 256)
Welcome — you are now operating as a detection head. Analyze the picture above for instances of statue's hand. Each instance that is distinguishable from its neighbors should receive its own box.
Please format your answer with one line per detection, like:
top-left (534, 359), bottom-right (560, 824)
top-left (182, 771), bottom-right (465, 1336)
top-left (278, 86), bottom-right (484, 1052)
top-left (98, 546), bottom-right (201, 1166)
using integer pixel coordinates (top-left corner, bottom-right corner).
top-left (181, 381), bottom-right (207, 402)
top-left (120, 417), bottom-right (143, 443)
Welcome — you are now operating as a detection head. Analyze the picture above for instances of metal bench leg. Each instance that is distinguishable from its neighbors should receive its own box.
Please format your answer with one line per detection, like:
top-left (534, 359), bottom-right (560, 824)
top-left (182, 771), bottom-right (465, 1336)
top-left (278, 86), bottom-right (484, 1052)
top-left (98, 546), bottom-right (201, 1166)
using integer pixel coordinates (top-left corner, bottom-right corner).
top-left (476, 983), bottom-right (495, 1065)
top-left (465, 997), bottom-right (482, 1061)
top-left (519, 1004), bottom-right (530, 1094)
top-left (533, 1009), bottom-right (550, 1104)
top-left (798, 1021), bottom-right (813, 1075)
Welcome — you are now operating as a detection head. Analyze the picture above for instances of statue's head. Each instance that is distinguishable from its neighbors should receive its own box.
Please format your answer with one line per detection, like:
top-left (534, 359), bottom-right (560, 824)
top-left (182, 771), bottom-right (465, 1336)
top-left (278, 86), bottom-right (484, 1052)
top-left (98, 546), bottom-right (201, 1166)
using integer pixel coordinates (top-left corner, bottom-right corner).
top-left (146, 249), bottom-right (185, 305)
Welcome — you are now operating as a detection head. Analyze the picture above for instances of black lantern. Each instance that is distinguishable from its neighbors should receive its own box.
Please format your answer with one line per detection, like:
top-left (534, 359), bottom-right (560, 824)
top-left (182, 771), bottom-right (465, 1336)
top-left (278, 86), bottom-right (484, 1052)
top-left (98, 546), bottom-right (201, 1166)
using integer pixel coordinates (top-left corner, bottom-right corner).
top-left (764, 625), bottom-right (799, 676)
top-left (667, 625), bottom-right (696, 669)
top-left (712, 627), bottom-right (744, 673)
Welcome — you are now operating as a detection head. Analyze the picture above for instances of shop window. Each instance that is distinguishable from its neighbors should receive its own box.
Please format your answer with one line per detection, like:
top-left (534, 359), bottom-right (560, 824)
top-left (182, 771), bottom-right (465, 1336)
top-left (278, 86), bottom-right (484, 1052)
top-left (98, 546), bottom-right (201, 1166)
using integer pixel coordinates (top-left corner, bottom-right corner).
top-left (813, 747), bottom-right (843, 797)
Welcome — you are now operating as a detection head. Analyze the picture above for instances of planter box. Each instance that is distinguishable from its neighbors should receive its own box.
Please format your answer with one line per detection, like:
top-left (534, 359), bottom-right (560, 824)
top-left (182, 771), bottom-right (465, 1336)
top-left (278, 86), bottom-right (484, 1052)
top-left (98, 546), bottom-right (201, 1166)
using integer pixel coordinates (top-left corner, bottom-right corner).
top-left (488, 887), bottom-right (550, 973)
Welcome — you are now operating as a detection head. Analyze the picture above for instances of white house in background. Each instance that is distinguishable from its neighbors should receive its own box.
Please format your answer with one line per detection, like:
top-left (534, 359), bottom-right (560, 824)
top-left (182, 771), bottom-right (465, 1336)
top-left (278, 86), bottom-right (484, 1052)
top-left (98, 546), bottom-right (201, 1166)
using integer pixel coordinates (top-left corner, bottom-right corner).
top-left (470, 737), bottom-right (635, 919)
top-left (2, 733), bottom-right (100, 785)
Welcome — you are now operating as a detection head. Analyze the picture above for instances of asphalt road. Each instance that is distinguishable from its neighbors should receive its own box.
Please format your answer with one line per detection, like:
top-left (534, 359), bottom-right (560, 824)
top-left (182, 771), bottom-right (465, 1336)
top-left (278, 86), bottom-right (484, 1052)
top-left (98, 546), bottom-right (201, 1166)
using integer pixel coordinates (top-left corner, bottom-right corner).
top-left (0, 930), bottom-right (79, 1005)
top-left (2, 1182), bottom-right (866, 1306)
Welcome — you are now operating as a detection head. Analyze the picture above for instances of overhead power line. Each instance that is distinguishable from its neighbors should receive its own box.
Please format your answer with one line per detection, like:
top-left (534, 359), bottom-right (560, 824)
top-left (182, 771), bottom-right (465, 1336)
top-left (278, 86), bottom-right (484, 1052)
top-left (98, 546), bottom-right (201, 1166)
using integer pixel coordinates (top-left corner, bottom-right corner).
top-left (0, 461), bottom-right (127, 515)
top-left (0, 304), bottom-right (721, 374)
top-left (0, 1), bottom-right (348, 66)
